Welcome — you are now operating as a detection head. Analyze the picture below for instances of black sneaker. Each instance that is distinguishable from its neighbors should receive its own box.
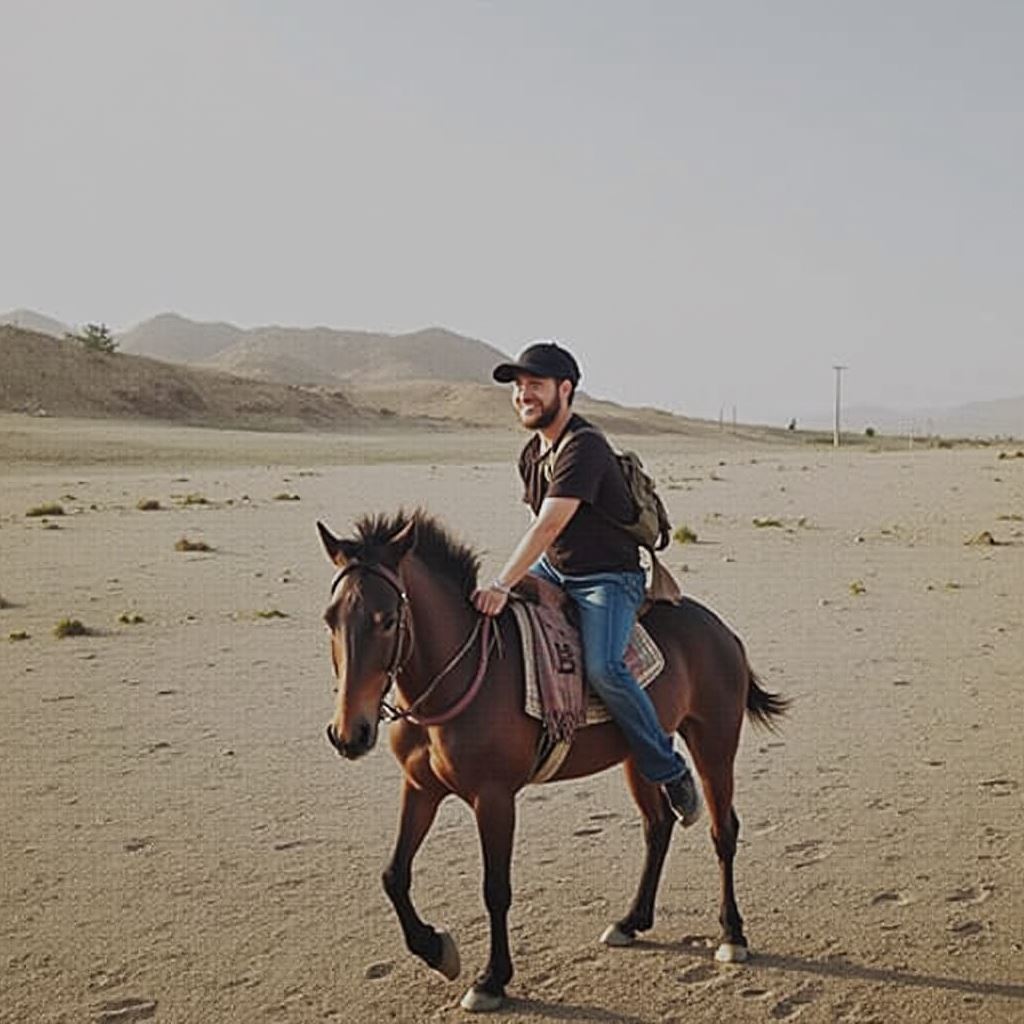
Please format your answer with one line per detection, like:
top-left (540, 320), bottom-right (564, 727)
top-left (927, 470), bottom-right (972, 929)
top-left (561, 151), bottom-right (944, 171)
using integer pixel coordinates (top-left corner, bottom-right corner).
top-left (662, 769), bottom-right (701, 827)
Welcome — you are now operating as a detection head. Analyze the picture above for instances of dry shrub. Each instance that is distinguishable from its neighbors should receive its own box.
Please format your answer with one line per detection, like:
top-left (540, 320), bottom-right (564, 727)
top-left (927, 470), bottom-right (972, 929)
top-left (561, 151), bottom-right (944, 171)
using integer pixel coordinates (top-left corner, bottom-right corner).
top-left (27, 503), bottom-right (64, 517)
top-left (965, 531), bottom-right (1003, 546)
top-left (175, 538), bottom-right (212, 552)
top-left (54, 618), bottom-right (90, 638)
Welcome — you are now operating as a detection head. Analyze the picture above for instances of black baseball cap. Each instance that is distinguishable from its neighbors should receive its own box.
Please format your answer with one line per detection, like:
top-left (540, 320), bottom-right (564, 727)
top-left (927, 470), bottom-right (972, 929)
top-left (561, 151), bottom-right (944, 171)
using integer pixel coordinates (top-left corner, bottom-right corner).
top-left (492, 341), bottom-right (581, 386)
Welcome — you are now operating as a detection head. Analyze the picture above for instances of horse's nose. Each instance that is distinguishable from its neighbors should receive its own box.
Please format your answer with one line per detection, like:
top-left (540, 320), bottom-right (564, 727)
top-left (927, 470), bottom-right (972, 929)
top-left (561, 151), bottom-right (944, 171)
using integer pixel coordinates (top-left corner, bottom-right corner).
top-left (326, 718), bottom-right (375, 759)
top-left (356, 718), bottom-right (374, 749)
top-left (326, 722), bottom-right (346, 756)
top-left (346, 716), bottom-right (375, 759)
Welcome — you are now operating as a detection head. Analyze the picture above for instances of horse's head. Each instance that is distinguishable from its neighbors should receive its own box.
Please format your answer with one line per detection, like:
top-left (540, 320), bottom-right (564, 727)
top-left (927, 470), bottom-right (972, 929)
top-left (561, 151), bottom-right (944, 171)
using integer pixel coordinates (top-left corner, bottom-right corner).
top-left (317, 517), bottom-right (416, 760)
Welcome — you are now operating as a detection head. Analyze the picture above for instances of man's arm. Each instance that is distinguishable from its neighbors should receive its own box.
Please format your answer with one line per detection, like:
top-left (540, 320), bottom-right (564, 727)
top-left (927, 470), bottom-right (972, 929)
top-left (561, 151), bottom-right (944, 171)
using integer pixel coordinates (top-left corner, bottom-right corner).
top-left (472, 496), bottom-right (579, 616)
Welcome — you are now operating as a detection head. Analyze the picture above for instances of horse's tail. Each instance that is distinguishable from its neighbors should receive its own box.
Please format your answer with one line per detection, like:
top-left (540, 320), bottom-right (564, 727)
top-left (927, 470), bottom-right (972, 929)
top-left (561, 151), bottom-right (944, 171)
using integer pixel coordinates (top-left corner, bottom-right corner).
top-left (729, 631), bottom-right (789, 729)
top-left (745, 668), bottom-right (789, 731)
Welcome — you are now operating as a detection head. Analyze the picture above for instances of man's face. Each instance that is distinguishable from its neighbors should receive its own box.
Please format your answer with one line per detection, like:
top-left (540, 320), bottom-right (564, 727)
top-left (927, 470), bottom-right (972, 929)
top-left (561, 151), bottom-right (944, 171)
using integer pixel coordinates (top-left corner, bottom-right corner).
top-left (512, 374), bottom-right (565, 430)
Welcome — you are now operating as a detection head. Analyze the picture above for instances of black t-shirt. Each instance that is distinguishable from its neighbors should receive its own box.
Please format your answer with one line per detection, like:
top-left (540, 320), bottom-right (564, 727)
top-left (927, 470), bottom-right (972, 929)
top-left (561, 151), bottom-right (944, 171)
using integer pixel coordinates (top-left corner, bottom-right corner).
top-left (518, 414), bottom-right (640, 575)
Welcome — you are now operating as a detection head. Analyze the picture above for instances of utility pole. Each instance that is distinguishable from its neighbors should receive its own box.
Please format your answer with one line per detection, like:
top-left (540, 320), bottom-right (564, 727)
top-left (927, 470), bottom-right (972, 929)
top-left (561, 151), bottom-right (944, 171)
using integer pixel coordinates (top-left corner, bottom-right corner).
top-left (832, 365), bottom-right (847, 448)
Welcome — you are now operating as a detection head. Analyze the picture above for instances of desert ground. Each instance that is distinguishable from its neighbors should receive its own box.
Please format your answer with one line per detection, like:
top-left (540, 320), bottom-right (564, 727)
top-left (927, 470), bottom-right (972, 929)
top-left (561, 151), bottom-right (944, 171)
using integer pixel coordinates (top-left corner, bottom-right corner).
top-left (1, 414), bottom-right (1021, 1024)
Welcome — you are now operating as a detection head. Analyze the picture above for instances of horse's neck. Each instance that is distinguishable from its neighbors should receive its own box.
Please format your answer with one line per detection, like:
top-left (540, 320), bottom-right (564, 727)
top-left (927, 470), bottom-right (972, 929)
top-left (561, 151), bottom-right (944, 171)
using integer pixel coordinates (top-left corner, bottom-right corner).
top-left (399, 557), bottom-right (476, 704)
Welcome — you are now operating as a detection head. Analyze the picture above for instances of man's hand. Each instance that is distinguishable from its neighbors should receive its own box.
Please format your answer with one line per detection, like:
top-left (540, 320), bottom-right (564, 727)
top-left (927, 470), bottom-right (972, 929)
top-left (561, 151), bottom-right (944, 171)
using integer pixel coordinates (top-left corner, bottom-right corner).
top-left (473, 582), bottom-right (510, 617)
top-left (474, 496), bottom-right (578, 617)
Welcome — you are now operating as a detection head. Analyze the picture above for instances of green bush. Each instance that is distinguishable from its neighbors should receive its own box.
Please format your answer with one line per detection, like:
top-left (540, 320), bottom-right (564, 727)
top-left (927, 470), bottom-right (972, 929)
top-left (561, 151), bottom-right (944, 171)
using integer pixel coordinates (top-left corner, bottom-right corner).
top-left (66, 323), bottom-right (118, 353)
top-left (673, 525), bottom-right (698, 544)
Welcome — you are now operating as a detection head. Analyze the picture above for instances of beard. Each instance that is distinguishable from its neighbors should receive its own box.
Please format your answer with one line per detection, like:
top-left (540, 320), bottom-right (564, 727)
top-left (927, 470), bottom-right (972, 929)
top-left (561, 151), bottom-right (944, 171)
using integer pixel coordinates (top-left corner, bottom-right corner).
top-left (518, 392), bottom-right (562, 430)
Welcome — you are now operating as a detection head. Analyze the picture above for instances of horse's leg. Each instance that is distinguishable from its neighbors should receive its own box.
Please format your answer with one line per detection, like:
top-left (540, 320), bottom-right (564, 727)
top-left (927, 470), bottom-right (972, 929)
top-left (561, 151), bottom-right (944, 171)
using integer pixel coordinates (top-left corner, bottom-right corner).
top-left (684, 721), bottom-right (749, 962)
top-left (600, 757), bottom-right (675, 947)
top-left (382, 777), bottom-right (460, 980)
top-left (460, 788), bottom-right (516, 1013)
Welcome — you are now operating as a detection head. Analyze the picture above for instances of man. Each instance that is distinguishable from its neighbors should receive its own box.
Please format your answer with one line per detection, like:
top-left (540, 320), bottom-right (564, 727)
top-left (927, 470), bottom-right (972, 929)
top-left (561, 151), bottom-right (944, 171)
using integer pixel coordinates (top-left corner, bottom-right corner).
top-left (473, 341), bottom-right (700, 825)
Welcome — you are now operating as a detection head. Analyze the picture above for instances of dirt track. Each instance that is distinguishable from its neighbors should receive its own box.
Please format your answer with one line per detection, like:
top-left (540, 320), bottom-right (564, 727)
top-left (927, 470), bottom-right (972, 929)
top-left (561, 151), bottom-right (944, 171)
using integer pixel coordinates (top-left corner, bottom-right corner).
top-left (2, 419), bottom-right (1021, 1023)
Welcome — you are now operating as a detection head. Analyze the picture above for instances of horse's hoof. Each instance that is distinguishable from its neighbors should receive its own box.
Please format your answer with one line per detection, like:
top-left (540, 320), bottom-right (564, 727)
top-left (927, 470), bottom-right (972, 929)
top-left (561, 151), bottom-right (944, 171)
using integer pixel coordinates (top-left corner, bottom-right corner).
top-left (460, 986), bottom-right (504, 1012)
top-left (714, 942), bottom-right (749, 963)
top-left (436, 930), bottom-right (461, 980)
top-left (599, 924), bottom-right (635, 947)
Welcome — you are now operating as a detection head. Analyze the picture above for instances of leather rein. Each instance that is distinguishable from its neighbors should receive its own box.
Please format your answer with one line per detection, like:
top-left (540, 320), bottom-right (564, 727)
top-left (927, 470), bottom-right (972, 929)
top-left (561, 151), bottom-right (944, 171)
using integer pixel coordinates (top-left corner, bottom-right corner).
top-left (330, 561), bottom-right (493, 727)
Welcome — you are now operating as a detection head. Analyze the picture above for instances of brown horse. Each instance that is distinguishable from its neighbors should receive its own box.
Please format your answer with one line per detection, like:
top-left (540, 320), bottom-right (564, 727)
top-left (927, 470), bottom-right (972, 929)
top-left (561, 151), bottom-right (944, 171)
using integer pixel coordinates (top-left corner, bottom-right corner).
top-left (317, 511), bottom-right (787, 1013)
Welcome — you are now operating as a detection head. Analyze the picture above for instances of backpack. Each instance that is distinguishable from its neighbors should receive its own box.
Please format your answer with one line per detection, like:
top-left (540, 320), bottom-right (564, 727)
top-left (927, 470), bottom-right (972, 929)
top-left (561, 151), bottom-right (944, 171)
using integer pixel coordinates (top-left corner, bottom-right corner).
top-left (547, 428), bottom-right (673, 552)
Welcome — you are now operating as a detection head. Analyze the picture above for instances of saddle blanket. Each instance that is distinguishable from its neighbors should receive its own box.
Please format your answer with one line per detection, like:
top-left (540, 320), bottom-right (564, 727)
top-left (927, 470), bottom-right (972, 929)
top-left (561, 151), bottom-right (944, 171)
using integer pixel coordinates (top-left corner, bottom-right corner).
top-left (508, 600), bottom-right (665, 783)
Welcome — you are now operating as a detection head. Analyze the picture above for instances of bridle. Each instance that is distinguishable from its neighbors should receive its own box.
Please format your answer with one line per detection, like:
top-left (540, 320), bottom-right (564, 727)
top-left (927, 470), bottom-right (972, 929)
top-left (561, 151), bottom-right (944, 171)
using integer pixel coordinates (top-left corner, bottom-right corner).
top-left (328, 561), bottom-right (495, 728)
top-left (330, 561), bottom-right (413, 689)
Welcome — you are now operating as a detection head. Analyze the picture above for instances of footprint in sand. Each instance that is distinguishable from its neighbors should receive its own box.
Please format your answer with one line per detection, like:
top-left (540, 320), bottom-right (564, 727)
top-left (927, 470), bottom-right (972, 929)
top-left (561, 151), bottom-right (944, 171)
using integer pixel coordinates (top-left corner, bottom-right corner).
top-left (573, 826), bottom-right (603, 837)
top-left (871, 891), bottom-right (912, 907)
top-left (948, 920), bottom-right (985, 937)
top-left (678, 962), bottom-right (718, 986)
top-left (770, 982), bottom-right (824, 1019)
top-left (88, 968), bottom-right (129, 993)
top-left (94, 997), bottom-right (157, 1023)
top-left (978, 777), bottom-right (1018, 797)
top-left (946, 884), bottom-right (994, 905)
top-left (785, 839), bottom-right (829, 869)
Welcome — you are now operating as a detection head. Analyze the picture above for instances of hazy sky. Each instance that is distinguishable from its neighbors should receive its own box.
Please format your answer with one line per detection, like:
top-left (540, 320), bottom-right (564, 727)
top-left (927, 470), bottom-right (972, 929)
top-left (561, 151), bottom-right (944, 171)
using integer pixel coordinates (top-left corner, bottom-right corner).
top-left (3, 1), bottom-right (1021, 423)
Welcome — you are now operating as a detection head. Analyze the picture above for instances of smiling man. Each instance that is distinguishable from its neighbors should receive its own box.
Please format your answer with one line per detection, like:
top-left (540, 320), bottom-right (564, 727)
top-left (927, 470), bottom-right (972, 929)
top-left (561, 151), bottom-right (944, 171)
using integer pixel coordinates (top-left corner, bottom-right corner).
top-left (473, 341), bottom-right (700, 826)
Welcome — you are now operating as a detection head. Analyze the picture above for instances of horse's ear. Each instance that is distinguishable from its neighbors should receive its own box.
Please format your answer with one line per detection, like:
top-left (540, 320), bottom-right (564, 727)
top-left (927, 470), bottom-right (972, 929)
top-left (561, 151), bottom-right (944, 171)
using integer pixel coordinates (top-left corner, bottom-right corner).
top-left (390, 518), bottom-right (417, 562)
top-left (317, 521), bottom-right (359, 567)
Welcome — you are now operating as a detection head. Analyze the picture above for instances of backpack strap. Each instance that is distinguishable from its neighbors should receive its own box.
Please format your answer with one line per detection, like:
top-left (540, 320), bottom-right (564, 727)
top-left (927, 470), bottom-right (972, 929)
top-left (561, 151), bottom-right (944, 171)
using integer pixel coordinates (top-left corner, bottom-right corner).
top-left (544, 426), bottom-right (638, 538)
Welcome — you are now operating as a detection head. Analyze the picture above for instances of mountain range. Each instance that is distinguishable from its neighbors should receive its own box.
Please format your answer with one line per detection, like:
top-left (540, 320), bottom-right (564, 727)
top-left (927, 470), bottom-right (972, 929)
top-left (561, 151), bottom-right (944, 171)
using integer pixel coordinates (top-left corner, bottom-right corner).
top-left (0, 319), bottom-right (721, 437)
top-left (3, 309), bottom-right (1021, 438)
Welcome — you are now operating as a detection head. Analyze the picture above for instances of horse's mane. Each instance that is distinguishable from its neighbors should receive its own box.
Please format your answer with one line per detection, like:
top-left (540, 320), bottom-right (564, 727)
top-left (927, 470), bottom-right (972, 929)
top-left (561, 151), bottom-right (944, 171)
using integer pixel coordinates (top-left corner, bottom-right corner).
top-left (353, 509), bottom-right (480, 597)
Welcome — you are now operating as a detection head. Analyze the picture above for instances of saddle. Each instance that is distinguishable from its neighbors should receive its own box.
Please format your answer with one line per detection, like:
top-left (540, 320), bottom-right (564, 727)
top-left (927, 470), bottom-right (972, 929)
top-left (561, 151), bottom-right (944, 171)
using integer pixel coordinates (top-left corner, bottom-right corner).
top-left (507, 575), bottom-right (665, 784)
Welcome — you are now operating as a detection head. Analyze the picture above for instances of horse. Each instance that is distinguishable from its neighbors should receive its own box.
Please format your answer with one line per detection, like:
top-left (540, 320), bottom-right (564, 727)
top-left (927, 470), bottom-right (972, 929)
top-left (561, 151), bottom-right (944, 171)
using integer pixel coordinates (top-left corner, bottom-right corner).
top-left (317, 510), bottom-right (787, 1013)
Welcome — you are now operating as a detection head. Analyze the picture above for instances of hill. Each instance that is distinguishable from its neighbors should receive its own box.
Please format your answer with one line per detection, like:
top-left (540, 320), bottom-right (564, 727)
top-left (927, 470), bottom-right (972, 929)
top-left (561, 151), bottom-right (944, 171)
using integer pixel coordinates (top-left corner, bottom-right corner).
top-left (801, 396), bottom-right (1024, 440)
top-left (1, 324), bottom-right (743, 439)
top-left (351, 380), bottom-right (728, 437)
top-left (117, 315), bottom-right (507, 386)
top-left (0, 326), bottom-right (421, 431)
top-left (0, 309), bottom-right (71, 338)
top-left (117, 312), bottom-right (246, 364)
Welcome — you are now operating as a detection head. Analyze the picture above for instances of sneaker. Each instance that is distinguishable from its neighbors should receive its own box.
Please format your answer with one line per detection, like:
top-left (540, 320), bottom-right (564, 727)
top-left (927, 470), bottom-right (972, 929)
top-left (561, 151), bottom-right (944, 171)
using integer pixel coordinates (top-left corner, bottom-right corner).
top-left (662, 769), bottom-right (701, 827)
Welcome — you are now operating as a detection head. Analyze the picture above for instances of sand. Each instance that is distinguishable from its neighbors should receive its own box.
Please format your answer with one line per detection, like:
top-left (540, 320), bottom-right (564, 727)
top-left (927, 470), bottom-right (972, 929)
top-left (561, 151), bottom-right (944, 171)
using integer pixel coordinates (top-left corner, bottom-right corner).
top-left (1, 417), bottom-right (1021, 1023)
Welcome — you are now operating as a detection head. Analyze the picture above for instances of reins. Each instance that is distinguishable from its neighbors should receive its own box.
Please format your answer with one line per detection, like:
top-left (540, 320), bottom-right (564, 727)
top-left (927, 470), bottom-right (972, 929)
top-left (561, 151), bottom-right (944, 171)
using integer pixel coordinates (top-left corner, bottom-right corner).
top-left (331, 561), bottom-right (495, 728)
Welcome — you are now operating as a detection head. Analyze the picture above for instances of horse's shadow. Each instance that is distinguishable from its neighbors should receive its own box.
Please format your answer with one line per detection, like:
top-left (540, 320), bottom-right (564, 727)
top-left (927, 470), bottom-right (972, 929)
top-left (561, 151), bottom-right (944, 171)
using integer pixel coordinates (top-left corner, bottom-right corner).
top-left (503, 941), bottom-right (1024, 1022)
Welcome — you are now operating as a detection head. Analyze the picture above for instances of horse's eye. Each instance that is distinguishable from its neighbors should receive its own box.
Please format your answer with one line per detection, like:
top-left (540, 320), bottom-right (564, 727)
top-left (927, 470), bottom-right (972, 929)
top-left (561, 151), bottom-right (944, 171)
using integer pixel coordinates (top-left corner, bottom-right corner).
top-left (380, 614), bottom-right (397, 632)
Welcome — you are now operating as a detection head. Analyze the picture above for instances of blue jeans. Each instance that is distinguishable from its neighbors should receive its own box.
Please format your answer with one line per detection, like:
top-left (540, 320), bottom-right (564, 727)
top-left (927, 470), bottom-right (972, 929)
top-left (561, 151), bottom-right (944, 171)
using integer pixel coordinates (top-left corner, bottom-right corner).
top-left (531, 555), bottom-right (687, 784)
